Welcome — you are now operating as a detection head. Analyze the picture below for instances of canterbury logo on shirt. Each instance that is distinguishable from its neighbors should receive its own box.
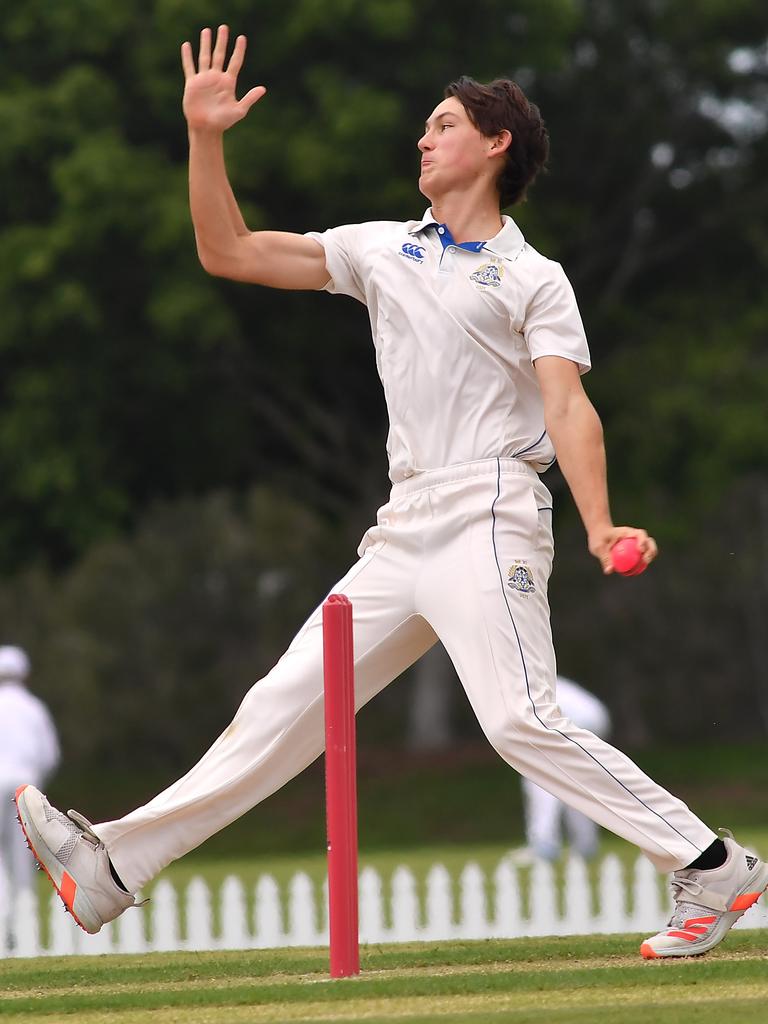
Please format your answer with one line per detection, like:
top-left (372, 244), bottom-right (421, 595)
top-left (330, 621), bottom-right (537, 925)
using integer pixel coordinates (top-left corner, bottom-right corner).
top-left (400, 243), bottom-right (425, 263)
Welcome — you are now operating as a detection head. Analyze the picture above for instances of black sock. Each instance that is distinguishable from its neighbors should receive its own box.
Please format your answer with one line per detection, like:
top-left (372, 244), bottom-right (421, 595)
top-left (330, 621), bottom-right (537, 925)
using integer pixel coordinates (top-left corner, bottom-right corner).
top-left (685, 838), bottom-right (727, 871)
top-left (109, 860), bottom-right (130, 893)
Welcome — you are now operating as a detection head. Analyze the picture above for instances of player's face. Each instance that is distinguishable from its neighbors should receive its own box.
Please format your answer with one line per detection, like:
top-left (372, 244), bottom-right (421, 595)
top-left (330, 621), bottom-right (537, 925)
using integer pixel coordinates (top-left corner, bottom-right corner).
top-left (417, 97), bottom-right (494, 201)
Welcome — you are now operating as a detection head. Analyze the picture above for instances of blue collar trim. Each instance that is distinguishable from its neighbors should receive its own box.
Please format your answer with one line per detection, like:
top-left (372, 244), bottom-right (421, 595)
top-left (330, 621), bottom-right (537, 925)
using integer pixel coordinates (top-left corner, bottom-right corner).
top-left (433, 223), bottom-right (485, 253)
top-left (408, 209), bottom-right (525, 260)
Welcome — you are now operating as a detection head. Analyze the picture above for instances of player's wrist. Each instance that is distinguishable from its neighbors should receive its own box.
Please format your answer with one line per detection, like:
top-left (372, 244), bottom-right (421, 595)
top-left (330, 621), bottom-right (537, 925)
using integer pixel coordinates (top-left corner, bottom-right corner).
top-left (584, 518), bottom-right (614, 543)
top-left (187, 123), bottom-right (227, 142)
top-left (585, 522), bottom-right (616, 559)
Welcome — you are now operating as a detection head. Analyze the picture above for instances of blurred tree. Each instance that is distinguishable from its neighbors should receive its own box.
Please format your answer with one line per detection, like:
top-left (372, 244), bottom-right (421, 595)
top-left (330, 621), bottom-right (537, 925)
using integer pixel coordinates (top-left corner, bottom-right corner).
top-left (549, 473), bottom-right (768, 747)
top-left (0, 485), bottom-right (343, 774)
top-left (2, 0), bottom-right (764, 569)
top-left (0, 1), bottom-right (767, 759)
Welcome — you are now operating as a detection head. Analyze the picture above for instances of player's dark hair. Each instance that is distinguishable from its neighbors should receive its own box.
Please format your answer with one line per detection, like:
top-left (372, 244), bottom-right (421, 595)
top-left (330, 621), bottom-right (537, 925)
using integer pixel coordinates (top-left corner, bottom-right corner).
top-left (444, 76), bottom-right (549, 207)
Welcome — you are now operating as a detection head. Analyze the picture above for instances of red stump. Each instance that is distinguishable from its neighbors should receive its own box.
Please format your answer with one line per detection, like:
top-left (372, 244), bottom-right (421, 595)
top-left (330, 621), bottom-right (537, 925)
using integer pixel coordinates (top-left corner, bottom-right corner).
top-left (322, 594), bottom-right (360, 978)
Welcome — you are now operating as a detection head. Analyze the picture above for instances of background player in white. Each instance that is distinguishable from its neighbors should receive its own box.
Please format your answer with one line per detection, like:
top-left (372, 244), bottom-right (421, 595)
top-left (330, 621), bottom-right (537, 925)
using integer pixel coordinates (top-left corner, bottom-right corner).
top-left (516, 676), bottom-right (611, 863)
top-left (0, 646), bottom-right (59, 944)
top-left (16, 25), bottom-right (768, 961)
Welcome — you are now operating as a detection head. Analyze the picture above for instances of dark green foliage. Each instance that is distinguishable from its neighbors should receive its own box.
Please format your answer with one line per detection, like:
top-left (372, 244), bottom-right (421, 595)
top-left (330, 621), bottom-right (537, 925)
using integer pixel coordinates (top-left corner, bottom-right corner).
top-left (1, 1), bottom-right (766, 566)
top-left (0, 3), bottom-right (767, 773)
top-left (0, 487), bottom-right (343, 774)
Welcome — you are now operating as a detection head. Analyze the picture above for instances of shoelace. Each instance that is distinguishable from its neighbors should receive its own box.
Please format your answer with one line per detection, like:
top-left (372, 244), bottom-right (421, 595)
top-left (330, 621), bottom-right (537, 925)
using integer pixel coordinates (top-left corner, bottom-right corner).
top-left (665, 874), bottom-right (709, 929)
top-left (67, 809), bottom-right (101, 847)
top-left (671, 875), bottom-right (704, 901)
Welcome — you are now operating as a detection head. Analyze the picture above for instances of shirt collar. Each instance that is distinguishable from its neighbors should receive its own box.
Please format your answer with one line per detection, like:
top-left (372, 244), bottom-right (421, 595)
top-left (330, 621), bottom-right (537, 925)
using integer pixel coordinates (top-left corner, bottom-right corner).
top-left (407, 208), bottom-right (441, 236)
top-left (408, 208), bottom-right (525, 260)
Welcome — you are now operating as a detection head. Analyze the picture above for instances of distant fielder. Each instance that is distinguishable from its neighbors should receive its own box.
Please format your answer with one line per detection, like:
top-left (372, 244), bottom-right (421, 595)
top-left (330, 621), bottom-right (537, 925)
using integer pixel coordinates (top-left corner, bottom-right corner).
top-left (518, 676), bottom-right (611, 862)
top-left (0, 646), bottom-right (59, 942)
top-left (16, 25), bottom-right (767, 960)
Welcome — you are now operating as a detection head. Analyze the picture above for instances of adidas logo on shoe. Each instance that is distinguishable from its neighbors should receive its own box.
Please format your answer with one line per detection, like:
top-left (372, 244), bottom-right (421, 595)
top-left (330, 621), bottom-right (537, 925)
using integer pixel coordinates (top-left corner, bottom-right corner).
top-left (746, 854), bottom-right (758, 870)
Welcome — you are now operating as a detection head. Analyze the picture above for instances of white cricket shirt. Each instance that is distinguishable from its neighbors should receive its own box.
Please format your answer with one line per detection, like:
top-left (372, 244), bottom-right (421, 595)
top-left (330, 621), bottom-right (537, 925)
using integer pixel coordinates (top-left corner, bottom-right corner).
top-left (0, 681), bottom-right (60, 788)
top-left (307, 208), bottom-right (590, 483)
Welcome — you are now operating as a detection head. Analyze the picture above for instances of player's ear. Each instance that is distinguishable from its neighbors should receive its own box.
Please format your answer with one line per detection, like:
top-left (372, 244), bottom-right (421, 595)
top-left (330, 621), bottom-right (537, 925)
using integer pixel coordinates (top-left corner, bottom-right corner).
top-left (489, 129), bottom-right (512, 155)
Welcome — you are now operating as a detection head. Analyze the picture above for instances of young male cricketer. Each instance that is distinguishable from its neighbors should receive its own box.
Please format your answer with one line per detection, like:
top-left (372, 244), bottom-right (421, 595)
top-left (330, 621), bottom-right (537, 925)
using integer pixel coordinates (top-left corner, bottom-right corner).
top-left (16, 26), bottom-right (768, 959)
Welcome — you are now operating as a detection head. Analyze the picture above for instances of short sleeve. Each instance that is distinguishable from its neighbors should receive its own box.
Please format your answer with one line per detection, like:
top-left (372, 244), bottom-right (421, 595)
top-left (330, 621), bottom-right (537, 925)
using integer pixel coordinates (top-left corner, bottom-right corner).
top-left (304, 224), bottom-right (369, 304)
top-left (523, 262), bottom-right (591, 374)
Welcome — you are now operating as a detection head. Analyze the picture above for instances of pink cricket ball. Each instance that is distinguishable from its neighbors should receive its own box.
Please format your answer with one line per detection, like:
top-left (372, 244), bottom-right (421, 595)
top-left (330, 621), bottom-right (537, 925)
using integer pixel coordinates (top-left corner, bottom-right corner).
top-left (610, 537), bottom-right (647, 576)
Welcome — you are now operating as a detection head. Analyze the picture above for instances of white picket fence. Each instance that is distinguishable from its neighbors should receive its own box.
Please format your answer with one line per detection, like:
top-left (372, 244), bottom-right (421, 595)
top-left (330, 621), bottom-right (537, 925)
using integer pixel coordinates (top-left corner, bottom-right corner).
top-left (2, 853), bottom-right (766, 958)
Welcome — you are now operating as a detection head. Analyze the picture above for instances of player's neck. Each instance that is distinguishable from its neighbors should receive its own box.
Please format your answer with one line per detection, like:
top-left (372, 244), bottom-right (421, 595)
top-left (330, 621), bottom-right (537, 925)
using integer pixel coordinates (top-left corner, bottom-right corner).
top-left (428, 191), bottom-right (503, 245)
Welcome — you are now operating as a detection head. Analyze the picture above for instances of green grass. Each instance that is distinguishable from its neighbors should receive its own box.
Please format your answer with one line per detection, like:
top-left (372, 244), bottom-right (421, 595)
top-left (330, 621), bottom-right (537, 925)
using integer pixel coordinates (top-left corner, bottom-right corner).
top-left (1, 933), bottom-right (767, 1022)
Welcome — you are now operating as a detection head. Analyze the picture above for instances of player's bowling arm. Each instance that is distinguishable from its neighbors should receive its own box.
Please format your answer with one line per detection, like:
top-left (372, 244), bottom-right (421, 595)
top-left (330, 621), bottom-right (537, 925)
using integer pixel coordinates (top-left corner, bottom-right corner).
top-left (535, 356), bottom-right (612, 536)
top-left (535, 356), bottom-right (657, 571)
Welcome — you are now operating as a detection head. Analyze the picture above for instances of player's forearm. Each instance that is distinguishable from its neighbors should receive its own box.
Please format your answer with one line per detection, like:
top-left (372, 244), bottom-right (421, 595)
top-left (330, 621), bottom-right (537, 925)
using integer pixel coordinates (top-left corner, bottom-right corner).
top-left (545, 394), bottom-right (613, 538)
top-left (188, 128), bottom-right (258, 276)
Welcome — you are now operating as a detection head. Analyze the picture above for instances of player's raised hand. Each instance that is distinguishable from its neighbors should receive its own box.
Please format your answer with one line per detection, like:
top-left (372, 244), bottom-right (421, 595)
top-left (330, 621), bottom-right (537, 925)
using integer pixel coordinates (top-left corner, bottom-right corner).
top-left (181, 25), bottom-right (266, 133)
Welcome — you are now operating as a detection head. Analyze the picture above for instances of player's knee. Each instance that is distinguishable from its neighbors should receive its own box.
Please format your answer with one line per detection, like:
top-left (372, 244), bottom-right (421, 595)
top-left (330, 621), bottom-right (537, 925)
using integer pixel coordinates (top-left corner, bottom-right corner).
top-left (482, 708), bottom-right (541, 752)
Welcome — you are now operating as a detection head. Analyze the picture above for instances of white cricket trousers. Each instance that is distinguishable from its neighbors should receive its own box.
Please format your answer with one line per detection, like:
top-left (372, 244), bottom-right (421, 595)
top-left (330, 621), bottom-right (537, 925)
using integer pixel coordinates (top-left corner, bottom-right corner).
top-left (95, 458), bottom-right (715, 891)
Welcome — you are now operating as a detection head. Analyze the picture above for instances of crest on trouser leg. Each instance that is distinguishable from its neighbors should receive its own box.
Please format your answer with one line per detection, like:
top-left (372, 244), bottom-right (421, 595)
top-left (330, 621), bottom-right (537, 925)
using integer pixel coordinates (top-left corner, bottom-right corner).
top-left (507, 561), bottom-right (535, 594)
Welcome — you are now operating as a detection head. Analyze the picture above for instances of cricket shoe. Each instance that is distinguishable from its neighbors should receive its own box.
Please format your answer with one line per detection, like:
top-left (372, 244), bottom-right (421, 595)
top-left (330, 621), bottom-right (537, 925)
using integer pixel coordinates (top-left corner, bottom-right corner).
top-left (15, 784), bottom-right (143, 934)
top-left (640, 831), bottom-right (768, 959)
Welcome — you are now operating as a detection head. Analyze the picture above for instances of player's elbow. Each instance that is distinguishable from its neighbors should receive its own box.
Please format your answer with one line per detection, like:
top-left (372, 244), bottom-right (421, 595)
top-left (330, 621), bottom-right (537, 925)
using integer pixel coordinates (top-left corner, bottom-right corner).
top-left (545, 395), bottom-right (604, 451)
top-left (197, 249), bottom-right (241, 281)
top-left (196, 246), bottom-right (227, 277)
top-left (544, 388), bottom-right (598, 428)
top-left (197, 236), bottom-right (263, 283)
top-left (542, 399), bottom-right (576, 438)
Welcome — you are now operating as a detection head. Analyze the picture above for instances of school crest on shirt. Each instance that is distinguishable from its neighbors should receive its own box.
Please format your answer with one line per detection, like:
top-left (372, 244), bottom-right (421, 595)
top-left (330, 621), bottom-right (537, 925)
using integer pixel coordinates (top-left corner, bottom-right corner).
top-left (470, 260), bottom-right (503, 287)
top-left (507, 561), bottom-right (535, 594)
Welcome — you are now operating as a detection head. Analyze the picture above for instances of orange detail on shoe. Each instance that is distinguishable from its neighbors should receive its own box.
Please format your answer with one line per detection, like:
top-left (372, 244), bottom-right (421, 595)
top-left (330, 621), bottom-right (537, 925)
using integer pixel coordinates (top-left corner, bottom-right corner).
top-left (684, 916), bottom-right (716, 927)
top-left (730, 892), bottom-right (761, 912)
top-left (666, 930), bottom-right (700, 941)
top-left (60, 871), bottom-right (78, 910)
top-left (685, 925), bottom-right (709, 934)
top-left (14, 792), bottom-right (91, 934)
top-left (640, 942), bottom-right (660, 959)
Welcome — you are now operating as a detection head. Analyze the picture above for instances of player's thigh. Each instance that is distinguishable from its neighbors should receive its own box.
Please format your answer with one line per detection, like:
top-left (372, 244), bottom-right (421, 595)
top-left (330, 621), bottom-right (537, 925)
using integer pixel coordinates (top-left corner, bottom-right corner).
top-left (239, 537), bottom-right (435, 723)
top-left (420, 478), bottom-right (557, 736)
